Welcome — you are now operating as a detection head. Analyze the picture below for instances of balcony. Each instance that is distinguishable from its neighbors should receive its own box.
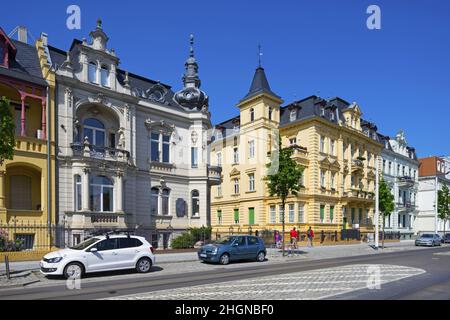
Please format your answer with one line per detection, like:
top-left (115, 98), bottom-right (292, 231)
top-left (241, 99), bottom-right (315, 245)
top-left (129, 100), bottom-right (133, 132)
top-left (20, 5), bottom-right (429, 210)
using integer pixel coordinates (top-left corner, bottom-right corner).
top-left (208, 165), bottom-right (222, 185)
top-left (291, 145), bottom-right (309, 164)
top-left (65, 211), bottom-right (126, 229)
top-left (15, 136), bottom-right (47, 155)
top-left (397, 201), bottom-right (417, 211)
top-left (351, 159), bottom-right (364, 172)
top-left (398, 176), bottom-right (415, 187)
top-left (343, 189), bottom-right (375, 202)
top-left (71, 142), bottom-right (130, 163)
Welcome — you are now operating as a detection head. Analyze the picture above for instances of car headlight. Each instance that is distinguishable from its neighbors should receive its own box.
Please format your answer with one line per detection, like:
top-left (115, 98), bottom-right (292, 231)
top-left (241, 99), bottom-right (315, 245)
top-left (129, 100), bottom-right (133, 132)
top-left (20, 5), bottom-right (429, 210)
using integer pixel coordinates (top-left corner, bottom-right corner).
top-left (46, 257), bottom-right (63, 264)
top-left (211, 247), bottom-right (219, 254)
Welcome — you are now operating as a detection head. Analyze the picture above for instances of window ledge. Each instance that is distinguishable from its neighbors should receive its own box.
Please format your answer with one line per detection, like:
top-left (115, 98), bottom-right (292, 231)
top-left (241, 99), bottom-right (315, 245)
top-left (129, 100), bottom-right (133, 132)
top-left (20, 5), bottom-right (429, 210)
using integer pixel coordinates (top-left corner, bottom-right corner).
top-left (191, 216), bottom-right (201, 219)
top-left (151, 214), bottom-right (173, 219)
top-left (245, 190), bottom-right (257, 194)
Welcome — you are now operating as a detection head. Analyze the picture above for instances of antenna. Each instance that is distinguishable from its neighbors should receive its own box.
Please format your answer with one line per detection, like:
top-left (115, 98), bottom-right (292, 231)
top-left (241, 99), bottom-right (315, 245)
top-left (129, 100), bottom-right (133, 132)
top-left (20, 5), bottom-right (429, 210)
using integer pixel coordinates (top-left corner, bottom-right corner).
top-left (258, 43), bottom-right (263, 68)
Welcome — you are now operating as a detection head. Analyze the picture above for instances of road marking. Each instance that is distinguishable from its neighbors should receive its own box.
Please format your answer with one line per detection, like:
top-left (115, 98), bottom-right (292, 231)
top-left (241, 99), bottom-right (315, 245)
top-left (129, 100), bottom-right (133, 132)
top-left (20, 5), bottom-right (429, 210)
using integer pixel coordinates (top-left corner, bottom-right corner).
top-left (104, 264), bottom-right (425, 300)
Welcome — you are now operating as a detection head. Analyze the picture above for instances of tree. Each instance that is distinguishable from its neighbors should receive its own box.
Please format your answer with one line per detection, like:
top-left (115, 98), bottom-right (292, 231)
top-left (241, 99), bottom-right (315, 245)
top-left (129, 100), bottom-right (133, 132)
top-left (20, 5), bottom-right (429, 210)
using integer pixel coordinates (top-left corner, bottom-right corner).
top-left (265, 137), bottom-right (304, 256)
top-left (438, 183), bottom-right (450, 237)
top-left (0, 97), bottom-right (15, 166)
top-left (378, 179), bottom-right (395, 248)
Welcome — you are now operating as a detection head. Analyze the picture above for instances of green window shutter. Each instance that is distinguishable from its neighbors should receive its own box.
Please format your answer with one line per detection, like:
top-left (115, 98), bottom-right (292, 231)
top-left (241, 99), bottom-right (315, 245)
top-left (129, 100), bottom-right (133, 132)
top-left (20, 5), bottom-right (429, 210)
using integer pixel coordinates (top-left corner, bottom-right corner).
top-left (351, 208), bottom-right (355, 224)
top-left (249, 208), bottom-right (255, 225)
top-left (234, 209), bottom-right (239, 223)
top-left (217, 210), bottom-right (222, 224)
top-left (330, 206), bottom-right (334, 222)
top-left (320, 205), bottom-right (325, 222)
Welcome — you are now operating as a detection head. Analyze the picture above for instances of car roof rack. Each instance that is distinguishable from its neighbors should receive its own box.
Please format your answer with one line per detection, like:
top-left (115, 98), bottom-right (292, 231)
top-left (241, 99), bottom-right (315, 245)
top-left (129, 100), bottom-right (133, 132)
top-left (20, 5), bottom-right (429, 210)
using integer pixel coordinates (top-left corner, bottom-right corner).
top-left (91, 229), bottom-right (136, 239)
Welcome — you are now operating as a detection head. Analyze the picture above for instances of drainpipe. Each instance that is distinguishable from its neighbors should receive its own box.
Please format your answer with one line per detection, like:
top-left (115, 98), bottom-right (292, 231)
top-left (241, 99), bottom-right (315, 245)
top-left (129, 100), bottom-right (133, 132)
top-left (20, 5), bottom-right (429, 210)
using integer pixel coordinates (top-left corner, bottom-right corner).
top-left (46, 86), bottom-right (52, 243)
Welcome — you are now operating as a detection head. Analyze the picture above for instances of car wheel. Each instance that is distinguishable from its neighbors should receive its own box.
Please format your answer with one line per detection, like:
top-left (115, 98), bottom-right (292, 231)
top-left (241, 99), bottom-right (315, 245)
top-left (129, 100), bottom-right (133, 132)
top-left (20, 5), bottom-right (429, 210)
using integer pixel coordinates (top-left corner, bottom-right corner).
top-left (256, 251), bottom-right (266, 262)
top-left (63, 262), bottom-right (84, 279)
top-left (219, 253), bottom-right (230, 265)
top-left (136, 257), bottom-right (152, 273)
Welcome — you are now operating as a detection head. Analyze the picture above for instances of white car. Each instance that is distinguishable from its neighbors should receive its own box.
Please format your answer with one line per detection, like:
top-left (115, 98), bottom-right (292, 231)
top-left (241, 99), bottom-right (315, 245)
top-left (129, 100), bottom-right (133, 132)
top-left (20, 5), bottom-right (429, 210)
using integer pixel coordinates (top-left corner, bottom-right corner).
top-left (40, 234), bottom-right (156, 279)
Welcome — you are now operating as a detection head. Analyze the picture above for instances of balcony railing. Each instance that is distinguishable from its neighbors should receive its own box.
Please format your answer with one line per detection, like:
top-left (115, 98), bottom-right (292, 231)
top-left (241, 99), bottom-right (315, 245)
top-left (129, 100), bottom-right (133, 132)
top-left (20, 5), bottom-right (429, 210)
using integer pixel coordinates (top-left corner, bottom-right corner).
top-left (208, 165), bottom-right (222, 185)
top-left (352, 159), bottom-right (364, 171)
top-left (398, 176), bottom-right (415, 186)
top-left (71, 142), bottom-right (130, 162)
top-left (15, 136), bottom-right (47, 155)
top-left (65, 211), bottom-right (126, 228)
top-left (397, 202), bottom-right (416, 210)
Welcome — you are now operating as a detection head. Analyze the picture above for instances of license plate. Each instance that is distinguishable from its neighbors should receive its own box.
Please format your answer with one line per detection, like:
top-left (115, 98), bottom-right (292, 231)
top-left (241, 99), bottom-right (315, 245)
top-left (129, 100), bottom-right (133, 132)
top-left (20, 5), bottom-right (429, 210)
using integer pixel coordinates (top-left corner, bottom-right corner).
top-left (200, 253), bottom-right (207, 258)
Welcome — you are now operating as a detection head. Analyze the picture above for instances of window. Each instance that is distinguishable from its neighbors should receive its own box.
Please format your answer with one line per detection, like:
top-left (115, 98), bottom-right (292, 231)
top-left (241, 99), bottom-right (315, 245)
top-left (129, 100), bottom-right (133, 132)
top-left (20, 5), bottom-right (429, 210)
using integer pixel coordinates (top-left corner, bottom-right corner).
top-left (15, 234), bottom-right (35, 250)
top-left (217, 184), bottom-right (222, 197)
top-left (151, 132), bottom-right (171, 163)
top-left (216, 152), bottom-right (222, 167)
top-left (351, 208), bottom-right (355, 224)
top-left (249, 174), bottom-right (255, 192)
top-left (109, 133), bottom-right (116, 148)
top-left (248, 236), bottom-right (258, 245)
top-left (83, 118), bottom-right (105, 147)
top-left (248, 208), bottom-right (255, 225)
top-left (290, 109), bottom-right (297, 122)
top-left (320, 205), bottom-right (325, 223)
top-left (331, 173), bottom-right (336, 190)
top-left (161, 189), bottom-right (170, 215)
top-left (320, 136), bottom-right (325, 153)
top-left (279, 205), bottom-right (284, 223)
top-left (249, 140), bottom-right (255, 159)
top-left (191, 147), bottom-right (198, 168)
top-left (100, 65), bottom-right (110, 87)
top-left (298, 204), bottom-right (304, 223)
top-left (234, 209), bottom-right (240, 224)
top-left (151, 188), bottom-right (159, 215)
top-left (75, 175), bottom-right (82, 211)
top-left (288, 204), bottom-right (295, 223)
top-left (89, 176), bottom-right (114, 212)
top-left (191, 190), bottom-right (200, 217)
top-left (10, 175), bottom-right (32, 210)
top-left (358, 208), bottom-right (363, 223)
top-left (330, 139), bottom-right (335, 156)
top-left (94, 239), bottom-right (117, 252)
top-left (217, 210), bottom-right (222, 225)
top-left (268, 107), bottom-right (273, 120)
top-left (289, 138), bottom-right (297, 146)
top-left (234, 178), bottom-right (240, 194)
top-left (233, 147), bottom-right (239, 164)
top-left (269, 206), bottom-right (276, 224)
top-left (250, 108), bottom-right (255, 122)
top-left (383, 160), bottom-right (386, 173)
top-left (118, 238), bottom-right (143, 249)
top-left (330, 206), bottom-right (334, 223)
top-left (88, 62), bottom-right (97, 83)
top-left (320, 170), bottom-right (326, 188)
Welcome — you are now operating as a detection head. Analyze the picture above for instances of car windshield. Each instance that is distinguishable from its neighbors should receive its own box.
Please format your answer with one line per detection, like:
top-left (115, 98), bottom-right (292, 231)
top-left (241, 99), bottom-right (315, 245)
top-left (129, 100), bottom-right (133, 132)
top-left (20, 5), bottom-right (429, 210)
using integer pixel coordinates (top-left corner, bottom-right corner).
top-left (421, 234), bottom-right (433, 238)
top-left (69, 237), bottom-right (100, 250)
top-left (213, 237), bottom-right (236, 245)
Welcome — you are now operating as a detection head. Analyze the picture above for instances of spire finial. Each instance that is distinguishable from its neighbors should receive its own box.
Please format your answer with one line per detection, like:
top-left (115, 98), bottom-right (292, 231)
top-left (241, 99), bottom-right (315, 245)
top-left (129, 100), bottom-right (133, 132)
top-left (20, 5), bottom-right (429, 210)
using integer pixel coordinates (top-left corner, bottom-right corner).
top-left (97, 19), bottom-right (102, 29)
top-left (189, 34), bottom-right (194, 58)
top-left (258, 43), bottom-right (263, 68)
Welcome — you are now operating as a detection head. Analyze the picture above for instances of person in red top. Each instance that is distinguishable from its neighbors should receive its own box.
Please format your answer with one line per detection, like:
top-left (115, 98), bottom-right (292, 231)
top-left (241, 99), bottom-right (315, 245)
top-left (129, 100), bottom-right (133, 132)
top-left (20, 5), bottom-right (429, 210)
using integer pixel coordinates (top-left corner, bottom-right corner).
top-left (290, 227), bottom-right (298, 249)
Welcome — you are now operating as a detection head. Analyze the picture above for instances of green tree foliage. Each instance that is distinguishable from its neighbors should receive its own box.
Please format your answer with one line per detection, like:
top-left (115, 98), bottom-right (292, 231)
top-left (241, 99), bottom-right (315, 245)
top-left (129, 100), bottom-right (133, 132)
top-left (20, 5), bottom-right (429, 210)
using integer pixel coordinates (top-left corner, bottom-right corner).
top-left (171, 227), bottom-right (212, 249)
top-left (0, 97), bottom-right (15, 166)
top-left (378, 179), bottom-right (395, 248)
top-left (265, 137), bottom-right (304, 256)
top-left (438, 183), bottom-right (450, 236)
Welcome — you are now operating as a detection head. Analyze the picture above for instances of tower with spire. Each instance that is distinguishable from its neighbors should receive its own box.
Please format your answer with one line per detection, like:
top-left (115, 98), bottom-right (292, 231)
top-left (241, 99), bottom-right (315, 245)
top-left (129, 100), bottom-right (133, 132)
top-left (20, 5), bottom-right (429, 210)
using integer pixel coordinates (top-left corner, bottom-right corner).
top-left (174, 34), bottom-right (208, 110)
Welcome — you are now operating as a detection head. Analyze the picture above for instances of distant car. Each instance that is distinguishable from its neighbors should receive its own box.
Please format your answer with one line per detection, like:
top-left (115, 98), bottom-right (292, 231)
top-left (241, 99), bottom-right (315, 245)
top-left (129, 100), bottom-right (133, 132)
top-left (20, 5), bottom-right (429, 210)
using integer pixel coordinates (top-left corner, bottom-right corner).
top-left (415, 234), bottom-right (442, 247)
top-left (40, 234), bottom-right (155, 279)
top-left (442, 234), bottom-right (450, 244)
top-left (198, 235), bottom-right (266, 265)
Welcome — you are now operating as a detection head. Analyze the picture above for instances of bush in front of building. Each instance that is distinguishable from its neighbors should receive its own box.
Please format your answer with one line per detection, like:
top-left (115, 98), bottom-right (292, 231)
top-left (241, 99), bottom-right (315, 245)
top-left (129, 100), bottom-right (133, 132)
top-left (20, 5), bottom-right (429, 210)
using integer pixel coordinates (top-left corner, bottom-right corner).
top-left (171, 232), bottom-right (195, 249)
top-left (0, 229), bottom-right (24, 252)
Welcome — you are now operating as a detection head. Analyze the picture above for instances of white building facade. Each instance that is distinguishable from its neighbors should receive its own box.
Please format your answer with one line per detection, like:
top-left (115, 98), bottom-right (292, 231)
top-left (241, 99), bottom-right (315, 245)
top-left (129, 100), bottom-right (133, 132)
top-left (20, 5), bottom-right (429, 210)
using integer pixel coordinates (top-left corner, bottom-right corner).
top-left (43, 22), bottom-right (220, 248)
top-left (380, 130), bottom-right (419, 239)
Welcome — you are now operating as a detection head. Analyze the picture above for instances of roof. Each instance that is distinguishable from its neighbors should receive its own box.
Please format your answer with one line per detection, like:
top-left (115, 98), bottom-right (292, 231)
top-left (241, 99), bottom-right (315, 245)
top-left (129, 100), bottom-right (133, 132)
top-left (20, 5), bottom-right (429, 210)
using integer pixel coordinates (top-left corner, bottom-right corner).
top-left (0, 39), bottom-right (47, 87)
top-left (240, 67), bottom-right (281, 102)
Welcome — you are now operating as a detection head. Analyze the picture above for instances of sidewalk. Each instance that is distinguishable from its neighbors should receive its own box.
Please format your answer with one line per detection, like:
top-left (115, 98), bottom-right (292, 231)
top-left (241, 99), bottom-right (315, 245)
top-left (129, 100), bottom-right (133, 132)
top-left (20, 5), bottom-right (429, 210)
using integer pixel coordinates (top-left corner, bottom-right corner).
top-left (0, 240), bottom-right (421, 274)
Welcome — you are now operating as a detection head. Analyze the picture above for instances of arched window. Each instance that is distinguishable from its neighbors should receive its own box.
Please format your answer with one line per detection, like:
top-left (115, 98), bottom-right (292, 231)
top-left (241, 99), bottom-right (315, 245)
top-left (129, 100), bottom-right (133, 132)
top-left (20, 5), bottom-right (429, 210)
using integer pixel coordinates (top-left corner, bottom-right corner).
top-left (83, 118), bottom-right (105, 147)
top-left (151, 187), bottom-right (159, 215)
top-left (88, 62), bottom-right (97, 83)
top-left (89, 176), bottom-right (114, 212)
top-left (74, 175), bottom-right (82, 211)
top-left (192, 190), bottom-right (199, 217)
top-left (100, 65), bottom-right (110, 87)
top-left (161, 189), bottom-right (170, 216)
top-left (250, 108), bottom-right (255, 122)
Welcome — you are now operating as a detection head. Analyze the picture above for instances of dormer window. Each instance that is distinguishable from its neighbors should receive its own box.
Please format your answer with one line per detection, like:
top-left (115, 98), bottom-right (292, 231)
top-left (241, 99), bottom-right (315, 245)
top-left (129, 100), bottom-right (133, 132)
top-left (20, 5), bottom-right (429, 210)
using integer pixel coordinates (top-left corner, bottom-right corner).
top-left (0, 43), bottom-right (5, 66)
top-left (250, 108), bottom-right (255, 122)
top-left (321, 108), bottom-right (325, 117)
top-left (100, 65), bottom-right (110, 87)
top-left (290, 109), bottom-right (297, 122)
top-left (330, 112), bottom-right (335, 121)
top-left (88, 62), bottom-right (98, 84)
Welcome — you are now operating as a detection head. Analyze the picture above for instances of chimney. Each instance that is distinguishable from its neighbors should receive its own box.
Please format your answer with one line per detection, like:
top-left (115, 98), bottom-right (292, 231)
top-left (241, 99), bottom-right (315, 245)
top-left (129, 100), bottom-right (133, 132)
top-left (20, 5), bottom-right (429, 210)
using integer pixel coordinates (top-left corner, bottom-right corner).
top-left (18, 26), bottom-right (27, 44)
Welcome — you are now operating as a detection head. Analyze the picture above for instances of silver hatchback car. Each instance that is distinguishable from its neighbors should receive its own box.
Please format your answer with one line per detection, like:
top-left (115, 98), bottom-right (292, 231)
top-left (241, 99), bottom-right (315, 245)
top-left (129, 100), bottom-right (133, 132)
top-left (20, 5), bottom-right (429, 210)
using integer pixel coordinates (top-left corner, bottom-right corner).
top-left (415, 234), bottom-right (442, 247)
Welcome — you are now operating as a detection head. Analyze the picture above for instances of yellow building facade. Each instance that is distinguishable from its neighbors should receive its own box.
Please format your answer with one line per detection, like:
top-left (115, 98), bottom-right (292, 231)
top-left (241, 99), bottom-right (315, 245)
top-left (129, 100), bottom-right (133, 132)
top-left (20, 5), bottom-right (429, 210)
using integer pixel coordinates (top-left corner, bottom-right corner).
top-left (0, 28), bottom-right (56, 249)
top-left (210, 66), bottom-right (383, 241)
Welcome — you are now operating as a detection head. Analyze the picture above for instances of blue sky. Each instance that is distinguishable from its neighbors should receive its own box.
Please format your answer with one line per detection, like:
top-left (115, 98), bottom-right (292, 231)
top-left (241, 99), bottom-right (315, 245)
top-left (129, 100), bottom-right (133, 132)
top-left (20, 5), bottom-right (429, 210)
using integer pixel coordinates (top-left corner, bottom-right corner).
top-left (2, 0), bottom-right (449, 157)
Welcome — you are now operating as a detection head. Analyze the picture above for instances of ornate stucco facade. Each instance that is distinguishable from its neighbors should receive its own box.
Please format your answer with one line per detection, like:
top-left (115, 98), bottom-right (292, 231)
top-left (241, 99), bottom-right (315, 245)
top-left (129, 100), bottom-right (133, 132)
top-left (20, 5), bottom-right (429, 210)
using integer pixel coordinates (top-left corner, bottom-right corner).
top-left (210, 65), bottom-right (383, 238)
top-left (40, 22), bottom-right (220, 248)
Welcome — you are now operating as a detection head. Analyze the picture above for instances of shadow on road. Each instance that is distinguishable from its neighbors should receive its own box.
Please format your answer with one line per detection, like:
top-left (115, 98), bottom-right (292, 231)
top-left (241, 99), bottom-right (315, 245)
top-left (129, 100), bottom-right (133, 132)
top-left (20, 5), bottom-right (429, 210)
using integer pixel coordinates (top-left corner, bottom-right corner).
top-left (45, 266), bottom-right (164, 281)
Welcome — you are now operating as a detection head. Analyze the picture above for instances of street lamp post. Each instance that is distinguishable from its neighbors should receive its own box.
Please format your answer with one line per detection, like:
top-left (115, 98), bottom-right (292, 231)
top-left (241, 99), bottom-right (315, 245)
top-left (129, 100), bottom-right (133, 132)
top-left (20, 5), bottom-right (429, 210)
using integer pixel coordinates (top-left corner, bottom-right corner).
top-left (375, 155), bottom-right (380, 249)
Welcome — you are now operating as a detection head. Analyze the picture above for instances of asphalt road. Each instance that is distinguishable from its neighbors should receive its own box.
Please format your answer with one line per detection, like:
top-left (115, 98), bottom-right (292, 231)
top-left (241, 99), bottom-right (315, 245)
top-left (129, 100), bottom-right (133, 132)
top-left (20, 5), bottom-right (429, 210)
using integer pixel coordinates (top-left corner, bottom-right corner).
top-left (0, 246), bottom-right (449, 300)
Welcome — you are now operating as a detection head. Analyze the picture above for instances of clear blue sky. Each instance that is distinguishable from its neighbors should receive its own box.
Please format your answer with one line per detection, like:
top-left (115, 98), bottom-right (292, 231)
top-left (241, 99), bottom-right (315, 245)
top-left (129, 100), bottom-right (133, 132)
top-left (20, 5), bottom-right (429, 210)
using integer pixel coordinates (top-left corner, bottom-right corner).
top-left (2, 0), bottom-right (449, 157)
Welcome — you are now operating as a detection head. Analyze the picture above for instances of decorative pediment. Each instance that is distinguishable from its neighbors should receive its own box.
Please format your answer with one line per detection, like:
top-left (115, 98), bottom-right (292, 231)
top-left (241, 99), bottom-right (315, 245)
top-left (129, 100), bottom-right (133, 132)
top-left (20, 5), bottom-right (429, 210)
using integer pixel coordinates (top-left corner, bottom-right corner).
top-left (146, 83), bottom-right (168, 103)
top-left (229, 168), bottom-right (241, 177)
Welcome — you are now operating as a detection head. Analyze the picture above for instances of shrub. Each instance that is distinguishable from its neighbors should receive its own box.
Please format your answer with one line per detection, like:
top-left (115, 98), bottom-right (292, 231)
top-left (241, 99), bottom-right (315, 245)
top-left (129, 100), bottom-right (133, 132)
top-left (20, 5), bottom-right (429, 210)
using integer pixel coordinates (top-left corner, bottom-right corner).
top-left (0, 229), bottom-right (24, 252)
top-left (171, 232), bottom-right (195, 249)
top-left (189, 227), bottom-right (212, 242)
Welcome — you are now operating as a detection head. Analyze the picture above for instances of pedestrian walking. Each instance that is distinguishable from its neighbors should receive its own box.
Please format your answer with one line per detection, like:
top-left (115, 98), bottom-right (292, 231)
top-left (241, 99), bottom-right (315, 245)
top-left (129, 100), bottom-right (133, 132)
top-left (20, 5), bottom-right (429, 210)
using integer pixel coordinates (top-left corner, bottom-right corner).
top-left (290, 227), bottom-right (298, 249)
top-left (274, 230), bottom-right (281, 249)
top-left (307, 226), bottom-right (315, 247)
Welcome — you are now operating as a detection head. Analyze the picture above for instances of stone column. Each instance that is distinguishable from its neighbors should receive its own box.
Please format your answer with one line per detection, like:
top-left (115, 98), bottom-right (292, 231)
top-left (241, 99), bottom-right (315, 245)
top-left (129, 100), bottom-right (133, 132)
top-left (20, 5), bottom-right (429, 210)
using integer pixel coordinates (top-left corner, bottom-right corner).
top-left (82, 168), bottom-right (90, 211)
top-left (115, 172), bottom-right (123, 213)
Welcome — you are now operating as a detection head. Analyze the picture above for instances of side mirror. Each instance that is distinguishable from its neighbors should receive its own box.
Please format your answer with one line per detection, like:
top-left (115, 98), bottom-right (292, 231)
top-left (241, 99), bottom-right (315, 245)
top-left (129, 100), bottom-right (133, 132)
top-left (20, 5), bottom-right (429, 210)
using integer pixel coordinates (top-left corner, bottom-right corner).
top-left (89, 247), bottom-right (98, 253)
top-left (232, 242), bottom-right (238, 247)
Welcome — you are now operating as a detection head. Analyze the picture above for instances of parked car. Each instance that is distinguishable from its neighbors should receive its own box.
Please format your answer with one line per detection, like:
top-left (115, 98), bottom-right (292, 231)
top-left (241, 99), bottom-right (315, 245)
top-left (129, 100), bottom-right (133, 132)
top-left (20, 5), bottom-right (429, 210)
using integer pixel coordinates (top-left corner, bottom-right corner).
top-left (442, 234), bottom-right (450, 244)
top-left (198, 235), bottom-right (266, 265)
top-left (415, 234), bottom-right (442, 247)
top-left (40, 234), bottom-right (155, 279)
